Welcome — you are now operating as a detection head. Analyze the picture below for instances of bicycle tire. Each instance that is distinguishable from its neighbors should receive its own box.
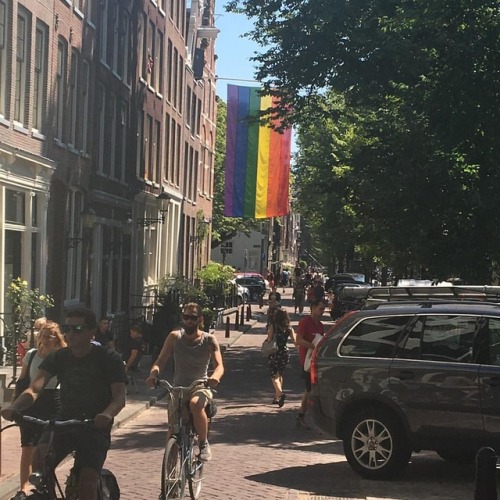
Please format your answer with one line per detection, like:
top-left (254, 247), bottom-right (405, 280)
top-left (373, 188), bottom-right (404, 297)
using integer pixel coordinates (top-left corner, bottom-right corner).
top-left (187, 435), bottom-right (204, 500)
top-left (161, 437), bottom-right (185, 499)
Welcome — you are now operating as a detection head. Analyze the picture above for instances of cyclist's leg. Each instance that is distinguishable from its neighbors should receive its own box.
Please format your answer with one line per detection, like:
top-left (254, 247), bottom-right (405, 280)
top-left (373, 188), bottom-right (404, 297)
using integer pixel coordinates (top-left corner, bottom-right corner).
top-left (188, 388), bottom-right (212, 443)
top-left (73, 427), bottom-right (111, 500)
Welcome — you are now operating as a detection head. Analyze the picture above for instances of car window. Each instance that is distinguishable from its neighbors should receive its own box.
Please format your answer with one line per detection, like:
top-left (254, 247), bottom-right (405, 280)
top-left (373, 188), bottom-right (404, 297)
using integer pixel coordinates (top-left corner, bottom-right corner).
top-left (400, 315), bottom-right (477, 363)
top-left (339, 315), bottom-right (411, 358)
top-left (488, 318), bottom-right (500, 365)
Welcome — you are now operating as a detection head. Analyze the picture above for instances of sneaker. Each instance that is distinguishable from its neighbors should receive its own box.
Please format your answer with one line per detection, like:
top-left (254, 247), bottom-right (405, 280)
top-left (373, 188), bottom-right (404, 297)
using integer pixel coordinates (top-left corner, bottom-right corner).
top-left (11, 492), bottom-right (28, 500)
top-left (199, 441), bottom-right (212, 462)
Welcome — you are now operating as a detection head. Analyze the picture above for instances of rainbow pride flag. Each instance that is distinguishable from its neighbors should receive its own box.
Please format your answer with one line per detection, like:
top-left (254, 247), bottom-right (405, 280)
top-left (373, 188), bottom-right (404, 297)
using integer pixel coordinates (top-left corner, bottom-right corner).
top-left (224, 85), bottom-right (292, 219)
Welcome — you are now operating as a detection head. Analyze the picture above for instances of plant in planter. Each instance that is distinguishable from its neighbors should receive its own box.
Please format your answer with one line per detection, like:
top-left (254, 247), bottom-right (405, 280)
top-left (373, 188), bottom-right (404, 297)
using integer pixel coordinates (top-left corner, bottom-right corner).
top-left (202, 307), bottom-right (216, 332)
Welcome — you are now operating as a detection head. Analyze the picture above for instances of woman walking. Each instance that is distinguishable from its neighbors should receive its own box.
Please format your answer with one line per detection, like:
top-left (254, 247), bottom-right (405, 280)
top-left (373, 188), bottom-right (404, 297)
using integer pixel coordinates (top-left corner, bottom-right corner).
top-left (11, 321), bottom-right (66, 500)
top-left (265, 309), bottom-right (297, 407)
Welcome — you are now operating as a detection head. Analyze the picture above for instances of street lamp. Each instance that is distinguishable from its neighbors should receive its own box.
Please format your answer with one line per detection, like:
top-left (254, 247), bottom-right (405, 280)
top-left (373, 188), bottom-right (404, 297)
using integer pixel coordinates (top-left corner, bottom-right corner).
top-left (66, 207), bottom-right (96, 248)
top-left (137, 192), bottom-right (171, 227)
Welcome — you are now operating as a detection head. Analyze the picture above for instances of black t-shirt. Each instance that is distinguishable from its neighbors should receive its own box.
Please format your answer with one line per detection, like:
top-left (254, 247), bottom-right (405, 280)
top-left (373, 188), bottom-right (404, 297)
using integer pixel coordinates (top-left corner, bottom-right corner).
top-left (122, 336), bottom-right (146, 364)
top-left (94, 329), bottom-right (113, 346)
top-left (39, 346), bottom-right (126, 419)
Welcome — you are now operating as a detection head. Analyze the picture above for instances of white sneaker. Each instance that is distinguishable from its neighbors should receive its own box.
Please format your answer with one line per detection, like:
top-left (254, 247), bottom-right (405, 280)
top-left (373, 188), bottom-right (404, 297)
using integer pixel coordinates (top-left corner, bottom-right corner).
top-left (199, 441), bottom-right (212, 462)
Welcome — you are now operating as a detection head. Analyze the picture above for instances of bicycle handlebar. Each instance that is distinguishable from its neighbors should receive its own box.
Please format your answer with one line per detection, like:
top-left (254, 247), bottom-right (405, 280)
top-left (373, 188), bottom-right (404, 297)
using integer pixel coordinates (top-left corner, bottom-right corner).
top-left (156, 378), bottom-right (209, 392)
top-left (15, 415), bottom-right (95, 427)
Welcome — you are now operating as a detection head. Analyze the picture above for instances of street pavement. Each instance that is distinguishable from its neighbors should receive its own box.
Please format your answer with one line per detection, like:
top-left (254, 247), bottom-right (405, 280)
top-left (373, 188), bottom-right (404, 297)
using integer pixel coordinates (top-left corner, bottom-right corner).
top-left (0, 289), bottom-right (491, 499)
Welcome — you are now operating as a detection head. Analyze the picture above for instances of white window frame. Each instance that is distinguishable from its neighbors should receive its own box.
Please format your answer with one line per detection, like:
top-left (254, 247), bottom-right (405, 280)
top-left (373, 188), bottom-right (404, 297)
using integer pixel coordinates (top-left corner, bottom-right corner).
top-left (0, 0), bottom-right (9, 118)
top-left (55, 38), bottom-right (67, 141)
top-left (33, 20), bottom-right (48, 133)
top-left (14, 7), bottom-right (30, 125)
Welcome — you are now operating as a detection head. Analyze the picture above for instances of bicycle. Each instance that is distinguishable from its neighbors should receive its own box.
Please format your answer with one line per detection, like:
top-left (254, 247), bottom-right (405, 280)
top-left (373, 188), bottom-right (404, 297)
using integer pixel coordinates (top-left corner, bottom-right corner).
top-left (1, 414), bottom-right (118, 499)
top-left (157, 378), bottom-right (215, 500)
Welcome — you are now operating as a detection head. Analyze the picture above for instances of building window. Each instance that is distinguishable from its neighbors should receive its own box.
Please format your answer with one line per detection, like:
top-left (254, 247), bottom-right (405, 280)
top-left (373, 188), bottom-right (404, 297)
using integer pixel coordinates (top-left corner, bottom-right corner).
top-left (104, 92), bottom-right (115, 177)
top-left (155, 29), bottom-right (163, 93)
top-left (136, 111), bottom-right (144, 177)
top-left (0, 0), bottom-right (9, 117)
top-left (154, 119), bottom-right (161, 183)
top-left (178, 55), bottom-right (184, 114)
top-left (55, 37), bottom-right (68, 141)
top-left (80, 59), bottom-right (90, 152)
top-left (69, 49), bottom-right (79, 147)
top-left (140, 12), bottom-right (147, 80)
top-left (33, 21), bottom-right (48, 132)
top-left (147, 20), bottom-right (155, 87)
top-left (14, 7), bottom-right (30, 125)
top-left (97, 84), bottom-right (105, 172)
top-left (66, 191), bottom-right (84, 301)
top-left (115, 101), bottom-right (126, 182)
top-left (99, 0), bottom-right (108, 63)
top-left (117, 11), bottom-right (128, 80)
top-left (167, 39), bottom-right (173, 102)
top-left (106, 0), bottom-right (117, 68)
top-left (145, 114), bottom-right (152, 180)
top-left (164, 112), bottom-right (170, 181)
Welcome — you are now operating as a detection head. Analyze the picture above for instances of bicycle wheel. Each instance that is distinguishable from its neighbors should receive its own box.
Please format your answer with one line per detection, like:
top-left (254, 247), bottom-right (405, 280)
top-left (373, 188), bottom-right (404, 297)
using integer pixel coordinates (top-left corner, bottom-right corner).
top-left (161, 437), bottom-right (185, 499)
top-left (187, 435), bottom-right (204, 500)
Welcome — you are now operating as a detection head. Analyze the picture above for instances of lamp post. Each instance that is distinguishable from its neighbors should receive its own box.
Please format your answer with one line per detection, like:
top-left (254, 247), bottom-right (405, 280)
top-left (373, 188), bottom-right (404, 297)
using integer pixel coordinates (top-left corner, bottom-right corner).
top-left (137, 192), bottom-right (171, 227)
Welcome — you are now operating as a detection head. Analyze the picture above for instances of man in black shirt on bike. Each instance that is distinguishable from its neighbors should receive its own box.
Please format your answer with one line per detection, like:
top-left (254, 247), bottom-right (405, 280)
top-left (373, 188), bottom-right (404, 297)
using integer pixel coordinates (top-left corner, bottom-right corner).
top-left (2, 307), bottom-right (126, 500)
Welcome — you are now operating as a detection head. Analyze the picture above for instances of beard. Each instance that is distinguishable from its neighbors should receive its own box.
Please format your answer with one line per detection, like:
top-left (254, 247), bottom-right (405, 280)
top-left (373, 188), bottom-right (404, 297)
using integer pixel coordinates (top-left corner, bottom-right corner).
top-left (183, 324), bottom-right (198, 335)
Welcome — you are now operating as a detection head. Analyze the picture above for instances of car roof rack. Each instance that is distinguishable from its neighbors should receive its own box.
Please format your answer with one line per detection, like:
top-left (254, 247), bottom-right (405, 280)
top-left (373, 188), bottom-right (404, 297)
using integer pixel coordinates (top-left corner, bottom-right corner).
top-left (339, 285), bottom-right (500, 305)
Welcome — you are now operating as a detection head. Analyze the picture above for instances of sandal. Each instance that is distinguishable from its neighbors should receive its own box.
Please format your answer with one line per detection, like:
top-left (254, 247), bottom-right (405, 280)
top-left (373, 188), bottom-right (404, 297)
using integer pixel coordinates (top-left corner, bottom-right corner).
top-left (272, 398), bottom-right (279, 404)
top-left (278, 393), bottom-right (286, 407)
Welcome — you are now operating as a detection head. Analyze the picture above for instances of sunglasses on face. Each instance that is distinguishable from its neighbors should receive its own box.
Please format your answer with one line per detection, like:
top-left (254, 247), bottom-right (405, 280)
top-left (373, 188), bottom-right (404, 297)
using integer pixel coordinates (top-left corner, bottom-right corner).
top-left (61, 324), bottom-right (87, 334)
top-left (182, 314), bottom-right (200, 322)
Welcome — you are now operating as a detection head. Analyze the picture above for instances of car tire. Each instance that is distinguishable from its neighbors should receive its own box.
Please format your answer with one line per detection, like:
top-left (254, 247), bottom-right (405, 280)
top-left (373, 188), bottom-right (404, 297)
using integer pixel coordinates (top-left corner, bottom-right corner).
top-left (343, 408), bottom-right (411, 480)
top-left (436, 449), bottom-right (476, 465)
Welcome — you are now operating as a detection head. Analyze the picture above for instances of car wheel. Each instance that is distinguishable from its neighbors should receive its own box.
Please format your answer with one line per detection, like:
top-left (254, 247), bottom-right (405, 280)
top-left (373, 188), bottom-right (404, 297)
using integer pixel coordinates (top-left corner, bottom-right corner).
top-left (343, 408), bottom-right (411, 480)
top-left (251, 292), bottom-right (259, 301)
top-left (436, 449), bottom-right (476, 465)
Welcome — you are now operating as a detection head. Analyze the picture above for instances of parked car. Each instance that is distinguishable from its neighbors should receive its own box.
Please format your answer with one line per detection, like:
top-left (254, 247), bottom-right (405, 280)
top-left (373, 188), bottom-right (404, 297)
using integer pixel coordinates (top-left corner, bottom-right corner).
top-left (234, 272), bottom-right (269, 289)
top-left (309, 290), bottom-right (500, 480)
top-left (235, 276), bottom-right (266, 302)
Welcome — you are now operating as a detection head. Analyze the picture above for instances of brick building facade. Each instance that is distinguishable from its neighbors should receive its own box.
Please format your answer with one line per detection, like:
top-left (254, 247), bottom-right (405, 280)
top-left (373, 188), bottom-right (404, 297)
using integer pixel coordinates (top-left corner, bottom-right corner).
top-left (0, 0), bottom-right (217, 346)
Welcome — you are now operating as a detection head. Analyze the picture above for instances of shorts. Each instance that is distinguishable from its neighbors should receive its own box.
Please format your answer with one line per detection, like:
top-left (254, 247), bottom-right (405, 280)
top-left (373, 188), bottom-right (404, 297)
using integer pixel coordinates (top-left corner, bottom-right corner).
top-left (38, 425), bottom-right (111, 473)
top-left (167, 384), bottom-right (213, 429)
top-left (301, 368), bottom-right (312, 392)
top-left (20, 389), bottom-right (60, 447)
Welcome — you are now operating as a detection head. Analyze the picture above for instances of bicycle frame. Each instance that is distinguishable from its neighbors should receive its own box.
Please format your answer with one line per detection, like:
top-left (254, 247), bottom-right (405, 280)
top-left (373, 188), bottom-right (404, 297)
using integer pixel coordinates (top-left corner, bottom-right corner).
top-left (3, 415), bottom-right (94, 500)
top-left (159, 379), bottom-right (211, 500)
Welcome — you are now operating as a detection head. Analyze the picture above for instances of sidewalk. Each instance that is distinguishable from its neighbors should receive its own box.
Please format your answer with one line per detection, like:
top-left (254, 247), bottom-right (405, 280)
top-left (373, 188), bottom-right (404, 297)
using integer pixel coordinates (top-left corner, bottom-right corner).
top-left (0, 302), bottom-right (263, 500)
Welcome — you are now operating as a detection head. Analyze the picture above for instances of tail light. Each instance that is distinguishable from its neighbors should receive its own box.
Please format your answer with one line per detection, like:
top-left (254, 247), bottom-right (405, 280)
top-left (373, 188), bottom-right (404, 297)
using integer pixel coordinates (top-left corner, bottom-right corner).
top-left (310, 311), bottom-right (357, 385)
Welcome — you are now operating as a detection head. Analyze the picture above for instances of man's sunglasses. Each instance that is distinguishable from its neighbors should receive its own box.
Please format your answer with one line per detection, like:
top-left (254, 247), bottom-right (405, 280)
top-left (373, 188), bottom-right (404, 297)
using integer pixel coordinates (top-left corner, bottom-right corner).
top-left (182, 314), bottom-right (200, 321)
top-left (61, 324), bottom-right (87, 334)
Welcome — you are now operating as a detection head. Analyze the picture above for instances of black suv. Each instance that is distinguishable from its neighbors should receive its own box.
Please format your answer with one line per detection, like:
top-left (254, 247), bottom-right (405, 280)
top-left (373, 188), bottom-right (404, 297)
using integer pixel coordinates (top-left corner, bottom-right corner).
top-left (309, 288), bottom-right (500, 479)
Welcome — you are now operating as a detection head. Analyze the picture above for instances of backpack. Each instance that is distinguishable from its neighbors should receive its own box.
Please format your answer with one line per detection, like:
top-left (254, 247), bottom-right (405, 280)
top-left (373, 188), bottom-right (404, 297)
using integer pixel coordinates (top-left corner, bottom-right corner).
top-left (99, 468), bottom-right (120, 500)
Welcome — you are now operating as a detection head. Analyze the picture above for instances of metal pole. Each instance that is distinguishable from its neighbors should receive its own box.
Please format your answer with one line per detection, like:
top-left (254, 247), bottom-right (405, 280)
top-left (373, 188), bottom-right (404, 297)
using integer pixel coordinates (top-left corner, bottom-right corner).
top-left (475, 447), bottom-right (497, 500)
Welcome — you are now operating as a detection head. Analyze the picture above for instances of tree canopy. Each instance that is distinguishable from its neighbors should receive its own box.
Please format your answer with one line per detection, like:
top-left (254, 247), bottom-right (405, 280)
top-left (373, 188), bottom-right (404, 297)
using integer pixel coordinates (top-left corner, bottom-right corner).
top-left (226, 0), bottom-right (500, 283)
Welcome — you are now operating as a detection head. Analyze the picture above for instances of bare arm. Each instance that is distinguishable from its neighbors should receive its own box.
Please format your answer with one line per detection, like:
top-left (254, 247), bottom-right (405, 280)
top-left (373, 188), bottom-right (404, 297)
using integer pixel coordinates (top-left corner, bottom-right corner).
top-left (2, 369), bottom-right (51, 420)
top-left (266, 323), bottom-right (275, 342)
top-left (208, 336), bottom-right (224, 387)
top-left (288, 327), bottom-right (298, 347)
top-left (95, 381), bottom-right (126, 428)
top-left (146, 331), bottom-right (177, 386)
top-left (125, 349), bottom-right (139, 371)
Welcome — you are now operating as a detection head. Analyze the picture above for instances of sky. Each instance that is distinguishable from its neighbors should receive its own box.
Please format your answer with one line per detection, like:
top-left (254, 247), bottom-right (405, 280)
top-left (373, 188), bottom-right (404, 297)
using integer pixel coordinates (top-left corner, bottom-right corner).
top-left (213, 10), bottom-right (261, 102)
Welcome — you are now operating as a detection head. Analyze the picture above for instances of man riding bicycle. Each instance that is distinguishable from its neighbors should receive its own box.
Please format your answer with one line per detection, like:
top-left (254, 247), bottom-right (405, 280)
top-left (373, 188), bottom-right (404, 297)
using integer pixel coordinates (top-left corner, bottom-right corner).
top-left (146, 302), bottom-right (224, 462)
top-left (1, 307), bottom-right (126, 500)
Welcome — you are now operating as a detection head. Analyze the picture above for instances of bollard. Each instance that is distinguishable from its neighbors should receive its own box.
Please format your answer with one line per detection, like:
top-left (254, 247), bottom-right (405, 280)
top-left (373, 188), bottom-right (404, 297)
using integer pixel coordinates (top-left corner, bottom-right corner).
top-left (235, 310), bottom-right (239, 331)
top-left (225, 317), bottom-right (230, 338)
top-left (246, 303), bottom-right (251, 321)
top-left (475, 447), bottom-right (497, 500)
top-left (240, 306), bottom-right (244, 325)
top-left (259, 294), bottom-right (264, 309)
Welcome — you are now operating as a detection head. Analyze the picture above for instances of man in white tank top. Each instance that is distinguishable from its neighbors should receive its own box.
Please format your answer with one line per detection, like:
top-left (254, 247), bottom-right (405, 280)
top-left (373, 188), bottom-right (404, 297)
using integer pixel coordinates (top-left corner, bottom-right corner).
top-left (147, 302), bottom-right (224, 462)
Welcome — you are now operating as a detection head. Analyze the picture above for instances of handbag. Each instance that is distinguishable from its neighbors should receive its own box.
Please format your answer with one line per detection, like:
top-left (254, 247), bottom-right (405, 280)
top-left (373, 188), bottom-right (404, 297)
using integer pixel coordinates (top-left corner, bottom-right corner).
top-left (14, 350), bottom-right (37, 400)
top-left (261, 338), bottom-right (277, 357)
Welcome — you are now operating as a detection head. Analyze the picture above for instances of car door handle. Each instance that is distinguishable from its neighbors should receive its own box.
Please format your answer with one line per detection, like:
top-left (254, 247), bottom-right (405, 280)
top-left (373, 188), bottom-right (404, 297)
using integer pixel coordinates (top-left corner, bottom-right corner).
top-left (486, 377), bottom-right (500, 387)
top-left (397, 370), bottom-right (415, 380)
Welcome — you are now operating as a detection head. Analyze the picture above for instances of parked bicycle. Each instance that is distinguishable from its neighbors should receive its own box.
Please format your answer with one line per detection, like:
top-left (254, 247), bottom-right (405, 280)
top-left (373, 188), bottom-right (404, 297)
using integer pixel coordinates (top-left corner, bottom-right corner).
top-left (1, 415), bottom-right (119, 499)
top-left (157, 378), bottom-right (216, 500)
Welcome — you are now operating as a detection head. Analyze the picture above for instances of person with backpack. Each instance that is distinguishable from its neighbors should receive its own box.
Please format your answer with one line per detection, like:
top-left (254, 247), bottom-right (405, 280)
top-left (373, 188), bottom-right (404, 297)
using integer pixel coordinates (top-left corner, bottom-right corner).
top-left (10, 321), bottom-right (67, 500)
top-left (2, 307), bottom-right (126, 500)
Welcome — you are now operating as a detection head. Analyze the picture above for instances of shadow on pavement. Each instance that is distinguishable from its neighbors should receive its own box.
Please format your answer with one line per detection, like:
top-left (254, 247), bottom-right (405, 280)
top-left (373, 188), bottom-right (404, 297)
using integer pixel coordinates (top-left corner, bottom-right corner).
top-left (245, 457), bottom-right (477, 499)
